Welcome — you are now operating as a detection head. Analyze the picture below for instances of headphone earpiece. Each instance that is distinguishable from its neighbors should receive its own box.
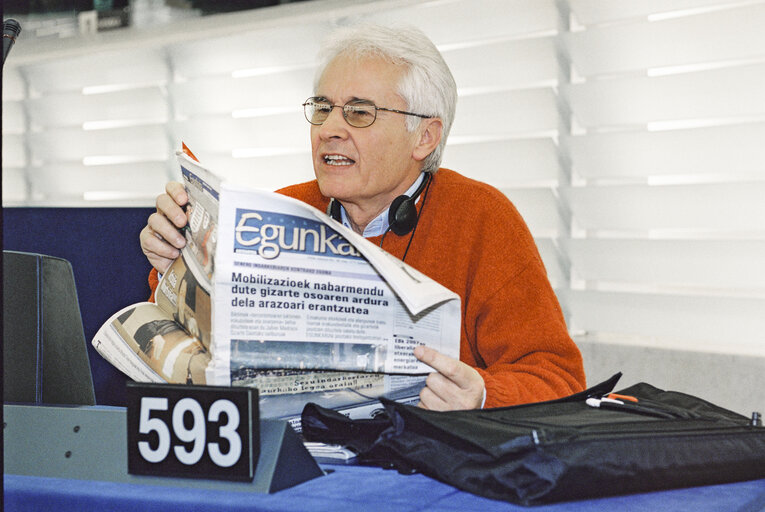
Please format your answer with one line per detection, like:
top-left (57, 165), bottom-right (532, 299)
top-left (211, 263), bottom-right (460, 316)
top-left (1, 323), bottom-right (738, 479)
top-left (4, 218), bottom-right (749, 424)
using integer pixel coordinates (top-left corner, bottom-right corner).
top-left (388, 195), bottom-right (418, 236)
top-left (327, 173), bottom-right (431, 236)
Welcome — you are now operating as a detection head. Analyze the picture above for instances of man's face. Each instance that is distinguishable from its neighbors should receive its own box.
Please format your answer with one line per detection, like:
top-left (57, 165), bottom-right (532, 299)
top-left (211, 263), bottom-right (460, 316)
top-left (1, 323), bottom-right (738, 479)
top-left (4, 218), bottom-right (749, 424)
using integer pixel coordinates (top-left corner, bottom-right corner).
top-left (311, 55), bottom-right (424, 214)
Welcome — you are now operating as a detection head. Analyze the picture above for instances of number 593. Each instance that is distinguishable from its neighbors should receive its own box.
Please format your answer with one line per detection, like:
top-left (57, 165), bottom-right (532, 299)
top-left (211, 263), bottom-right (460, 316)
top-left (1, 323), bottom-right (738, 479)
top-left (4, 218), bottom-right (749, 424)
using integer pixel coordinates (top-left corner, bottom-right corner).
top-left (127, 383), bottom-right (259, 481)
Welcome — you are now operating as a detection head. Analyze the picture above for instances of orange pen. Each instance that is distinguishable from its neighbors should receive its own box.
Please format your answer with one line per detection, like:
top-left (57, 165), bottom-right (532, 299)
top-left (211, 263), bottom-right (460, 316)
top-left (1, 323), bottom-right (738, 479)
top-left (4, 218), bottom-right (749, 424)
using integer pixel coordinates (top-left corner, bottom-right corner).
top-left (607, 393), bottom-right (639, 403)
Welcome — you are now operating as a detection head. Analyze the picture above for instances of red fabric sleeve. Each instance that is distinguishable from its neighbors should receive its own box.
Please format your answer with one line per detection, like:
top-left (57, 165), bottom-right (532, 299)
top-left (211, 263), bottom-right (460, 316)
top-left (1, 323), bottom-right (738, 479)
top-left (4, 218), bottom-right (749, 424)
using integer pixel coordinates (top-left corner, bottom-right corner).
top-left (148, 267), bottom-right (159, 302)
top-left (470, 259), bottom-right (585, 408)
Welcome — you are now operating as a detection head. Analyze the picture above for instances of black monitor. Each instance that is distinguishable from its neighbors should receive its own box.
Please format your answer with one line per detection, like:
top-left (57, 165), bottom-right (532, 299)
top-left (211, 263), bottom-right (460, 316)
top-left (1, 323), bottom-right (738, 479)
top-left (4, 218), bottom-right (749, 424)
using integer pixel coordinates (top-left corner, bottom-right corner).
top-left (3, 251), bottom-right (96, 405)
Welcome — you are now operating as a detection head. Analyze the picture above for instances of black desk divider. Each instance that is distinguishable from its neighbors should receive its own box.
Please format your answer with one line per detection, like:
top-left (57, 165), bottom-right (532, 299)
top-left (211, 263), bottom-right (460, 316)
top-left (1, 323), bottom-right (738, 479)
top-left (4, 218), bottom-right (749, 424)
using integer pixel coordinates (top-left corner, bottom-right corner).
top-left (3, 404), bottom-right (324, 493)
top-left (3, 251), bottom-right (96, 405)
top-left (3, 207), bottom-right (157, 407)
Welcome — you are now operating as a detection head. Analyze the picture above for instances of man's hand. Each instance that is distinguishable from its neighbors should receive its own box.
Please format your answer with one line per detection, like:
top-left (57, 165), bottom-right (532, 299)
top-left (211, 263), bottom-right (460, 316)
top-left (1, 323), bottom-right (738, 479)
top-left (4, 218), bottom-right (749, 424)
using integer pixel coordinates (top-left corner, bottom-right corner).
top-left (139, 181), bottom-right (190, 273)
top-left (413, 345), bottom-right (484, 411)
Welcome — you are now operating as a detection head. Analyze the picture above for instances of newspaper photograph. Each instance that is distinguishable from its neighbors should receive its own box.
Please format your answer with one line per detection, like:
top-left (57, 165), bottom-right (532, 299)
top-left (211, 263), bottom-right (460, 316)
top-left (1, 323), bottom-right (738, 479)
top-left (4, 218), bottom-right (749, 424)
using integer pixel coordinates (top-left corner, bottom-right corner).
top-left (155, 253), bottom-right (212, 351)
top-left (178, 155), bottom-right (221, 290)
top-left (232, 368), bottom-right (427, 422)
top-left (92, 302), bottom-right (210, 384)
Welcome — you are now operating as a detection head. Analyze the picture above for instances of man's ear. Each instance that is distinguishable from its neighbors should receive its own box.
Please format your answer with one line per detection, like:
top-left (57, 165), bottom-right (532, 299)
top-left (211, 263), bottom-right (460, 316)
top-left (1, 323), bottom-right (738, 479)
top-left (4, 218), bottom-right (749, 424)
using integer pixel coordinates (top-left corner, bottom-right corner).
top-left (412, 117), bottom-right (443, 162)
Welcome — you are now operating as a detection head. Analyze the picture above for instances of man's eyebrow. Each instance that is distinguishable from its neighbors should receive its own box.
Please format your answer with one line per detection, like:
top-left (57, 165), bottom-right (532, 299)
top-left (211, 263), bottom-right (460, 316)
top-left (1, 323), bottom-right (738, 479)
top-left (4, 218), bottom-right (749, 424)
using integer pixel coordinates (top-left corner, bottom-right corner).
top-left (347, 97), bottom-right (375, 105)
top-left (314, 95), bottom-right (376, 105)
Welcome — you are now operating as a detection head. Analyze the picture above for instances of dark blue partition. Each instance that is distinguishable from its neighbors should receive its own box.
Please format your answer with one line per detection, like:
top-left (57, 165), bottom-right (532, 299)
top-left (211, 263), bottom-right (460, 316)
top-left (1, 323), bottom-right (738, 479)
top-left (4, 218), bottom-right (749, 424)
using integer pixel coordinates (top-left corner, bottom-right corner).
top-left (3, 207), bottom-right (156, 406)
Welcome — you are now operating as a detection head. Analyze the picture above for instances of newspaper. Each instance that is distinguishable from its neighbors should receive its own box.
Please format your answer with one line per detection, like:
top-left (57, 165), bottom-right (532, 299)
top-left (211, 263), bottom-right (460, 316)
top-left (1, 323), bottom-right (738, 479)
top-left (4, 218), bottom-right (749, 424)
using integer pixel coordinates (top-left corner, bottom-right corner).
top-left (93, 149), bottom-right (460, 420)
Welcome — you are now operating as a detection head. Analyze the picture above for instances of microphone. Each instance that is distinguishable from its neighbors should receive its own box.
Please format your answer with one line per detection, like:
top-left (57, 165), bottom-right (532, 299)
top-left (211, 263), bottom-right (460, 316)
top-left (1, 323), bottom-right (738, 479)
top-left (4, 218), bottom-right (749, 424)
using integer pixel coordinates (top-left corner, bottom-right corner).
top-left (3, 18), bottom-right (22, 66)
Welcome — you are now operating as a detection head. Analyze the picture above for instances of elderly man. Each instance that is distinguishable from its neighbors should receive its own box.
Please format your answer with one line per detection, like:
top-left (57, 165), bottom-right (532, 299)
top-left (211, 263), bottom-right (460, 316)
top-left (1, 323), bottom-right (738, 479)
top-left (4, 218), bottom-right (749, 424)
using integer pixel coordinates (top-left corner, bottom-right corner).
top-left (140, 24), bottom-right (586, 411)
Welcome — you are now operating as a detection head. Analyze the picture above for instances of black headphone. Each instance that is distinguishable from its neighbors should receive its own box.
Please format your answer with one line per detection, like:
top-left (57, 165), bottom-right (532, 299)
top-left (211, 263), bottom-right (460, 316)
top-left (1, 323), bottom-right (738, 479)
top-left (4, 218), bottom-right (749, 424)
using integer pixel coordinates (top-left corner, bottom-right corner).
top-left (327, 173), bottom-right (431, 236)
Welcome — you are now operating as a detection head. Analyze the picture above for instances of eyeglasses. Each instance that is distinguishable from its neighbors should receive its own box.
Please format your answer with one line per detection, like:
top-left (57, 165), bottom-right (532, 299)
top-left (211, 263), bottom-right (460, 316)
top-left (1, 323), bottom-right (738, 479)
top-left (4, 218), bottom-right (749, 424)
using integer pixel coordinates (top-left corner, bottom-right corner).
top-left (302, 97), bottom-right (431, 128)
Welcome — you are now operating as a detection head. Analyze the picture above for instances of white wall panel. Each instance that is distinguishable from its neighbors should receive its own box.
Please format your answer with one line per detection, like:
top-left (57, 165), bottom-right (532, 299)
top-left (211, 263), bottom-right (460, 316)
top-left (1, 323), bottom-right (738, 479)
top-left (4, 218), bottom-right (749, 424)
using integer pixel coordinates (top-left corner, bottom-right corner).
top-left (1, 102), bottom-right (26, 134)
top-left (1, 134), bottom-right (27, 168)
top-left (565, 63), bottom-right (765, 128)
top-left (566, 182), bottom-right (765, 233)
top-left (569, 0), bottom-right (755, 24)
top-left (443, 139), bottom-right (560, 186)
top-left (168, 25), bottom-right (324, 79)
top-left (170, 69), bottom-right (314, 117)
top-left (450, 89), bottom-right (559, 138)
top-left (502, 188), bottom-right (563, 237)
top-left (200, 153), bottom-right (314, 192)
top-left (566, 3), bottom-right (765, 76)
top-left (171, 114), bottom-right (308, 154)
top-left (23, 48), bottom-right (169, 94)
top-left (2, 168), bottom-right (28, 204)
top-left (1, 66), bottom-right (26, 100)
top-left (568, 239), bottom-right (765, 291)
top-left (444, 37), bottom-right (557, 92)
top-left (28, 125), bottom-right (169, 163)
top-left (29, 162), bottom-right (170, 201)
top-left (565, 289), bottom-right (765, 356)
top-left (367, 0), bottom-right (558, 45)
top-left (26, 88), bottom-right (168, 129)
top-left (567, 123), bottom-right (765, 180)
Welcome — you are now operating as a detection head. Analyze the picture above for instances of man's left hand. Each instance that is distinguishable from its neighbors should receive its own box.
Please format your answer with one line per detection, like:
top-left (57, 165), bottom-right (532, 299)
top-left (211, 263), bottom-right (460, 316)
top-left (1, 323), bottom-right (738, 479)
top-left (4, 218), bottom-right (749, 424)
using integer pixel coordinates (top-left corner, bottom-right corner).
top-left (413, 345), bottom-right (484, 411)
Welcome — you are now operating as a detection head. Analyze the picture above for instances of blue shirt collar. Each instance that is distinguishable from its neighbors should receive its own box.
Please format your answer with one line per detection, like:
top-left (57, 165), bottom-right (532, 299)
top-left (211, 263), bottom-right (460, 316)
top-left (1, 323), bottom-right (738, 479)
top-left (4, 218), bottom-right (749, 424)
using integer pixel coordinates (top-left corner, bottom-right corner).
top-left (339, 172), bottom-right (426, 237)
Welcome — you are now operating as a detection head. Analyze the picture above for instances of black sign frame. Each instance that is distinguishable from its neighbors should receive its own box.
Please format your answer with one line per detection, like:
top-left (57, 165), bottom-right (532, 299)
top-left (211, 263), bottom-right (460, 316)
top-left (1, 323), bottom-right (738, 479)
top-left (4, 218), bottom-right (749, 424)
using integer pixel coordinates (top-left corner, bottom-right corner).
top-left (126, 382), bottom-right (259, 481)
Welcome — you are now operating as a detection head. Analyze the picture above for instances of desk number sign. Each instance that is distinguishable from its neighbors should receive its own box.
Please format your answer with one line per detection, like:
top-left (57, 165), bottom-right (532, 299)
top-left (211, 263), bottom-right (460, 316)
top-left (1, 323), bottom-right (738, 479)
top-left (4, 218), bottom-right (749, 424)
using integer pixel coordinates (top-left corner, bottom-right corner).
top-left (126, 382), bottom-right (259, 481)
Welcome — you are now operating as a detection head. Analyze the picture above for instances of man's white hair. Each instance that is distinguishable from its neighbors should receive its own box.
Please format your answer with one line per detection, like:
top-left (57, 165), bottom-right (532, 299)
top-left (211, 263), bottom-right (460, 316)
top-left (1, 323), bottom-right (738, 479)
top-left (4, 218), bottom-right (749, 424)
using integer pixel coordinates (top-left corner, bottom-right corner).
top-left (314, 24), bottom-right (457, 173)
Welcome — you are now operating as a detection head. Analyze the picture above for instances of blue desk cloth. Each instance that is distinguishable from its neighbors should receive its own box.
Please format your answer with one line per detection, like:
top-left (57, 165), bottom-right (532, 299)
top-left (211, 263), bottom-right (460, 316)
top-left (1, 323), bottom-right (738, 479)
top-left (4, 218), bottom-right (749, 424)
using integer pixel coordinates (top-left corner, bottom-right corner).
top-left (5, 466), bottom-right (765, 512)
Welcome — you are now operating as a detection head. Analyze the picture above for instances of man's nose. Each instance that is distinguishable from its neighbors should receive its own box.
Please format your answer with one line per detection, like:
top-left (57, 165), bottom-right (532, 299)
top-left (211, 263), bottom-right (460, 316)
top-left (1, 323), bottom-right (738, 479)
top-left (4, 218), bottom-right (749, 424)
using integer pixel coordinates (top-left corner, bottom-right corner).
top-left (318, 106), bottom-right (349, 139)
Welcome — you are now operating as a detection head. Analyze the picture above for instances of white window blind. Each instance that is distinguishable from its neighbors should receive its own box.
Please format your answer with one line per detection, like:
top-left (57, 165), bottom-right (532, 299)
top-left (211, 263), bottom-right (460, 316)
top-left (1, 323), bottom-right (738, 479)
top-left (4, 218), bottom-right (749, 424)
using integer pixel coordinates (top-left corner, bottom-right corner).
top-left (2, 0), bottom-right (764, 366)
top-left (562, 0), bottom-right (765, 358)
top-left (1, 0), bottom-right (568, 291)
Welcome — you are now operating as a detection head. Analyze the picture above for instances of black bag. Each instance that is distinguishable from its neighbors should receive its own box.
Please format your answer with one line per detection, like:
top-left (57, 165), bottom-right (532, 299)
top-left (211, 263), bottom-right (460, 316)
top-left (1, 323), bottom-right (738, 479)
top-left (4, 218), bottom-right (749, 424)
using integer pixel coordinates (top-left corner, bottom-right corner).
top-left (301, 373), bottom-right (765, 505)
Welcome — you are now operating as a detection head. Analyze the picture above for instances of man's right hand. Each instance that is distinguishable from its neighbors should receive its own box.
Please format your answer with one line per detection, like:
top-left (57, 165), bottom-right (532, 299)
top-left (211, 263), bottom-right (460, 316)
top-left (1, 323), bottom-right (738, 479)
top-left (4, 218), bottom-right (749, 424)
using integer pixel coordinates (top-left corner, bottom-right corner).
top-left (140, 181), bottom-right (190, 273)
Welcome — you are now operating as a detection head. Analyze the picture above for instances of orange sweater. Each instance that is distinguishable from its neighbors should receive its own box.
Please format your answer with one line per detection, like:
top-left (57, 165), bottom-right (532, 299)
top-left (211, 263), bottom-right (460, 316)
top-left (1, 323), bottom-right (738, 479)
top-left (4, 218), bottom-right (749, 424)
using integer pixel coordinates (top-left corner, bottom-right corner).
top-left (149, 169), bottom-right (586, 407)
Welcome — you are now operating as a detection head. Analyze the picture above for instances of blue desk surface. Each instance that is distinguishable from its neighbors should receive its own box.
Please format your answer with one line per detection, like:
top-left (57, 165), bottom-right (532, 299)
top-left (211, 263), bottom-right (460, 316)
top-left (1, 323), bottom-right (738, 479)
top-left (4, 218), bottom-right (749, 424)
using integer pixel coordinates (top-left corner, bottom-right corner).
top-left (5, 465), bottom-right (765, 512)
